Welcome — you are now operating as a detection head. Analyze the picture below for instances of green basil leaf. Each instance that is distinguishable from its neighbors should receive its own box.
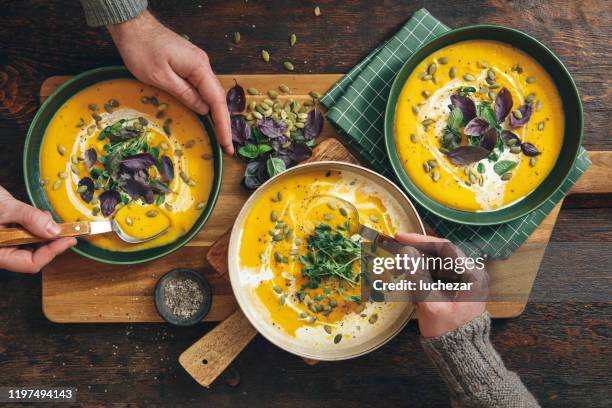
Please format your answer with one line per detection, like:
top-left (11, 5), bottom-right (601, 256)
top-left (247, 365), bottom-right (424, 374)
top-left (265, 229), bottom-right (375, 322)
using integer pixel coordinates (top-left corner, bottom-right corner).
top-left (493, 160), bottom-right (517, 175)
top-left (447, 107), bottom-right (464, 130)
top-left (478, 105), bottom-right (500, 130)
top-left (266, 157), bottom-right (286, 178)
top-left (238, 144), bottom-right (259, 159)
top-left (257, 144), bottom-right (273, 155)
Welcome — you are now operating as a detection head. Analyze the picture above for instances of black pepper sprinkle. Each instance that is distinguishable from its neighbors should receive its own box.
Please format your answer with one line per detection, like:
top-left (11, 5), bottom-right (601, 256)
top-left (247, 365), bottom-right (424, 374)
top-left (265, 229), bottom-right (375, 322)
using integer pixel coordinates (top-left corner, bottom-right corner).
top-left (163, 278), bottom-right (204, 319)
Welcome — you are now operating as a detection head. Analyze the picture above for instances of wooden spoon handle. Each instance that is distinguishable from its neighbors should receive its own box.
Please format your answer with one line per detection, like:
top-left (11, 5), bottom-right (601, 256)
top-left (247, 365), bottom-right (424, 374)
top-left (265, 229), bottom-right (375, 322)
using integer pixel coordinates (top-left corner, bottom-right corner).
top-left (179, 309), bottom-right (257, 388)
top-left (0, 221), bottom-right (91, 246)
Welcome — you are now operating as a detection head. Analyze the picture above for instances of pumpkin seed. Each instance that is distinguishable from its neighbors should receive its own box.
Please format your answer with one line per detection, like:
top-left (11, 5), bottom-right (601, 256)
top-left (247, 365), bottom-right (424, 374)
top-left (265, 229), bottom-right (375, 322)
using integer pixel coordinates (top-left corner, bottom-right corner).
top-left (149, 96), bottom-right (159, 107)
top-left (75, 118), bottom-right (85, 128)
top-left (270, 210), bottom-right (278, 222)
top-left (156, 110), bottom-right (166, 119)
top-left (279, 84), bottom-right (290, 93)
top-left (324, 325), bottom-right (332, 334)
top-left (526, 76), bottom-right (537, 84)
top-left (295, 122), bottom-right (305, 129)
top-left (427, 159), bottom-right (437, 168)
top-left (422, 90), bottom-right (430, 98)
top-left (247, 87), bottom-right (259, 95)
top-left (510, 146), bottom-right (522, 154)
top-left (449, 67), bottom-right (457, 78)
top-left (314, 6), bottom-right (321, 16)
top-left (260, 49), bottom-right (270, 63)
top-left (39, 177), bottom-right (49, 187)
top-left (71, 164), bottom-right (80, 175)
top-left (488, 83), bottom-right (500, 89)
top-left (187, 179), bottom-right (196, 187)
top-left (427, 63), bottom-right (437, 75)
top-left (368, 314), bottom-right (378, 324)
top-left (276, 192), bottom-right (283, 201)
top-left (529, 157), bottom-right (537, 167)
top-left (339, 207), bottom-right (349, 217)
top-left (57, 144), bottom-right (66, 156)
top-left (165, 203), bottom-right (174, 211)
top-left (477, 60), bottom-right (490, 68)
top-left (469, 173), bottom-right (477, 184)
top-left (125, 217), bottom-right (133, 226)
top-left (179, 171), bottom-right (190, 184)
top-left (501, 172), bottom-right (513, 181)
top-left (267, 91), bottom-right (278, 100)
top-left (535, 100), bottom-right (543, 111)
top-left (309, 91), bottom-right (321, 99)
top-left (104, 104), bottom-right (113, 113)
top-left (411, 105), bottom-right (419, 115)
top-left (422, 118), bottom-right (434, 126)
top-left (526, 93), bottom-right (536, 103)
top-left (146, 210), bottom-right (158, 218)
top-left (431, 170), bottom-right (441, 182)
top-left (157, 103), bottom-right (168, 112)
top-left (438, 57), bottom-right (448, 65)
top-left (326, 202), bottom-right (337, 211)
top-left (50, 179), bottom-right (62, 190)
top-left (538, 121), bottom-right (545, 131)
top-left (58, 171), bottom-right (68, 179)
top-left (369, 214), bottom-right (379, 223)
top-left (140, 96), bottom-right (150, 104)
top-left (283, 61), bottom-right (295, 71)
top-left (252, 111), bottom-right (263, 119)
top-left (410, 133), bottom-right (417, 143)
top-left (487, 69), bottom-right (496, 80)
top-left (163, 119), bottom-right (172, 135)
top-left (507, 138), bottom-right (518, 146)
top-left (290, 33), bottom-right (297, 46)
top-left (196, 202), bottom-right (205, 210)
top-left (421, 74), bottom-right (432, 81)
top-left (232, 31), bottom-right (241, 44)
top-left (512, 110), bottom-right (523, 120)
top-left (323, 213), bottom-right (333, 221)
top-left (463, 73), bottom-right (475, 81)
top-left (86, 125), bottom-right (96, 135)
top-left (174, 149), bottom-right (183, 157)
top-left (76, 184), bottom-right (88, 193)
top-left (272, 285), bottom-right (282, 294)
top-left (333, 334), bottom-right (342, 344)
top-left (423, 162), bottom-right (431, 173)
top-left (303, 99), bottom-right (314, 106)
top-left (92, 206), bottom-right (100, 216)
top-left (488, 91), bottom-right (496, 100)
top-left (70, 155), bottom-right (79, 165)
top-left (439, 147), bottom-right (449, 154)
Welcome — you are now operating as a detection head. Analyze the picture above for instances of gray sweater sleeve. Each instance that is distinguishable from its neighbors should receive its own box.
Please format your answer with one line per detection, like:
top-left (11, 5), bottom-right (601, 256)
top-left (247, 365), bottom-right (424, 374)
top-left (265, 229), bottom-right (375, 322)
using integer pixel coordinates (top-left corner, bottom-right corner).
top-left (420, 312), bottom-right (539, 408)
top-left (79, 0), bottom-right (148, 27)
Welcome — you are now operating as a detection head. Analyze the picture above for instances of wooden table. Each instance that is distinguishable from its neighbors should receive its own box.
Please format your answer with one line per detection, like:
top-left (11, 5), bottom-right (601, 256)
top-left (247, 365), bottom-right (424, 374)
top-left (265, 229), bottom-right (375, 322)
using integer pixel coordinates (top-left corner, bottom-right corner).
top-left (0, 1), bottom-right (610, 406)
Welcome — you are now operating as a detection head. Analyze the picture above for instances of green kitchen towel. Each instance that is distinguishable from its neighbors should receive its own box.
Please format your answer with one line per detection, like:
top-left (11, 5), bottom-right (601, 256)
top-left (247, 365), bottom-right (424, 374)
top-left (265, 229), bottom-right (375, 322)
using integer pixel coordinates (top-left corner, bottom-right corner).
top-left (321, 8), bottom-right (591, 259)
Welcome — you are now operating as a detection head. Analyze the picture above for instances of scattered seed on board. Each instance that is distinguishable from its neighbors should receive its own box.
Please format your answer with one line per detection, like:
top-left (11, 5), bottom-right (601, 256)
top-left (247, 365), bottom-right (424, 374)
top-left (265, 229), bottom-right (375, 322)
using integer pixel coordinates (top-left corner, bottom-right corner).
top-left (261, 49), bottom-right (270, 62)
top-left (283, 61), bottom-right (295, 71)
top-left (309, 91), bottom-right (321, 99)
top-left (268, 90), bottom-right (278, 99)
top-left (314, 6), bottom-right (321, 16)
top-left (233, 32), bottom-right (241, 44)
top-left (290, 33), bottom-right (297, 46)
top-left (247, 87), bottom-right (259, 95)
top-left (279, 84), bottom-right (290, 93)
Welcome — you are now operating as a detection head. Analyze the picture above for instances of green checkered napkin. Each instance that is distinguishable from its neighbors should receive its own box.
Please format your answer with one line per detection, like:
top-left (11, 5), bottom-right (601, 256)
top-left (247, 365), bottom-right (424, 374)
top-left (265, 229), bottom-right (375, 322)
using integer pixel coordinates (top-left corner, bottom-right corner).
top-left (321, 8), bottom-right (591, 259)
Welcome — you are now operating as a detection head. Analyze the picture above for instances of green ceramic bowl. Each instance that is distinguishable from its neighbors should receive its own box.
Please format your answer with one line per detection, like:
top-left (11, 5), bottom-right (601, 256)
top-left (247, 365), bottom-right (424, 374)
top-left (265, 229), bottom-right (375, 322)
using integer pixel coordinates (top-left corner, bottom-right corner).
top-left (384, 25), bottom-right (583, 225)
top-left (23, 66), bottom-right (223, 264)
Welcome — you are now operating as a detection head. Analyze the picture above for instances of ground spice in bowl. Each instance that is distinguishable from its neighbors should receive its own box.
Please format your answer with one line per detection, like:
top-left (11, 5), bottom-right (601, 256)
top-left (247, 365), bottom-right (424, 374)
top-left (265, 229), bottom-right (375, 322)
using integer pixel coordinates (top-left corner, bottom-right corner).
top-left (154, 268), bottom-right (212, 326)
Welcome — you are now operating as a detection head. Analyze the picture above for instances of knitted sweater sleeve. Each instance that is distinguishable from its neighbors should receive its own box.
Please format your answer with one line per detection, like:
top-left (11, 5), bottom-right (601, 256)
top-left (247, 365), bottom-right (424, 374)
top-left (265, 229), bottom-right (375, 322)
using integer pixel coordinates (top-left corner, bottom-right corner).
top-left (79, 0), bottom-right (148, 27)
top-left (420, 312), bottom-right (539, 408)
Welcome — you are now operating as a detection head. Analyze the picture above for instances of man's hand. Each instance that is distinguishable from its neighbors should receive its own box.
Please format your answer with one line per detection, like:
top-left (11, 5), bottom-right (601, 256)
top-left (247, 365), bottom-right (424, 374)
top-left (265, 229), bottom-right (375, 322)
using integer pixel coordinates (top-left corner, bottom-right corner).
top-left (0, 187), bottom-right (76, 273)
top-left (395, 232), bottom-right (487, 338)
top-left (107, 10), bottom-right (233, 155)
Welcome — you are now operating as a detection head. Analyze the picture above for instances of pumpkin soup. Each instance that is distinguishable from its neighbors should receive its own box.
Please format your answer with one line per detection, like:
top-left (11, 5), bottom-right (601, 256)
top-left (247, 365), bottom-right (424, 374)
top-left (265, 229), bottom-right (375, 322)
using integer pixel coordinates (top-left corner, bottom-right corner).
top-left (394, 40), bottom-right (564, 211)
top-left (237, 169), bottom-right (410, 343)
top-left (40, 79), bottom-right (214, 251)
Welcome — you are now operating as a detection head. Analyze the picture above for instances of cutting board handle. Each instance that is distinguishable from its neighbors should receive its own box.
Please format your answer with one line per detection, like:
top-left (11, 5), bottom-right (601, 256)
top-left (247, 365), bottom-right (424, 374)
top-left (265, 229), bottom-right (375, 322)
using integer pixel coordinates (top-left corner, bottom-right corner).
top-left (0, 221), bottom-right (90, 246)
top-left (179, 309), bottom-right (257, 388)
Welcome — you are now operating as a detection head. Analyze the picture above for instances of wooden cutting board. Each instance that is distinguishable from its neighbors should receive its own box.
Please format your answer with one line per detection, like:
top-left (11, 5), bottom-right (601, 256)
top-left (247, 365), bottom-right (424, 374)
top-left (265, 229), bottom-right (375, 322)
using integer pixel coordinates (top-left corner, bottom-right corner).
top-left (39, 75), bottom-right (612, 323)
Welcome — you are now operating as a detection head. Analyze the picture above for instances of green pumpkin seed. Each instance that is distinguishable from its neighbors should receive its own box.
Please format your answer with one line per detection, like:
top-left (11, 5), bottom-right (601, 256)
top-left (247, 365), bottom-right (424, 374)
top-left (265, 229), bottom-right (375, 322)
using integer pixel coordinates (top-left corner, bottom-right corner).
top-left (422, 118), bottom-right (434, 126)
top-left (487, 69), bottom-right (496, 81)
top-left (439, 147), bottom-right (449, 154)
top-left (279, 84), bottom-right (290, 93)
top-left (51, 179), bottom-right (62, 190)
top-left (538, 121), bottom-right (545, 131)
top-left (290, 33), bottom-right (297, 46)
top-left (431, 170), bottom-right (440, 182)
top-left (423, 162), bottom-right (431, 173)
top-left (525, 93), bottom-right (536, 103)
top-left (422, 90), bottom-right (430, 98)
top-left (157, 103), bottom-right (168, 112)
top-left (339, 207), bottom-right (349, 217)
top-left (92, 206), bottom-right (100, 216)
top-left (71, 164), bottom-right (80, 175)
top-left (253, 111), bottom-right (263, 119)
top-left (174, 149), bottom-right (183, 157)
top-left (76, 118), bottom-right (85, 128)
top-left (87, 125), bottom-right (96, 135)
top-left (159, 142), bottom-right (169, 150)
top-left (179, 171), bottom-right (190, 184)
top-left (125, 217), bottom-right (133, 226)
top-left (463, 73), bottom-right (475, 81)
top-left (260, 49), bottom-right (270, 63)
top-left (333, 334), bottom-right (342, 344)
top-left (427, 63), bottom-right (437, 75)
top-left (369, 214), bottom-right (379, 223)
top-left (326, 202), bottom-right (337, 211)
top-left (512, 110), bottom-right (523, 120)
top-left (488, 91), bottom-right (496, 100)
top-left (163, 118), bottom-right (172, 135)
top-left (535, 100), bottom-right (543, 111)
top-left (526, 76), bottom-right (536, 84)
top-left (427, 159), bottom-right (437, 168)
top-left (247, 88), bottom-right (259, 95)
top-left (477, 60), bottom-right (490, 68)
top-left (283, 61), bottom-right (295, 71)
top-left (76, 184), bottom-right (88, 193)
top-left (324, 325), bottom-right (332, 334)
top-left (270, 210), bottom-right (278, 222)
top-left (510, 146), bottom-right (521, 154)
top-left (368, 314), bottom-right (378, 324)
top-left (309, 91), bottom-right (321, 99)
top-left (501, 172), bottom-right (513, 181)
top-left (276, 192), bottom-right (283, 201)
top-left (411, 105), bottom-right (419, 115)
top-left (438, 57), bottom-right (448, 65)
top-left (507, 138), bottom-right (518, 146)
top-left (146, 210), bottom-right (158, 218)
top-left (410, 133), bottom-right (417, 143)
top-left (314, 6), bottom-right (321, 16)
top-left (488, 83), bottom-right (500, 89)
top-left (303, 99), bottom-right (314, 106)
top-left (70, 155), bottom-right (79, 165)
top-left (469, 173), bottom-right (477, 184)
top-left (529, 157), bottom-right (537, 167)
top-left (58, 171), bottom-right (68, 179)
top-left (165, 203), bottom-right (174, 212)
top-left (272, 285), bottom-right (282, 294)
top-left (421, 74), bottom-right (432, 81)
top-left (149, 96), bottom-right (159, 107)
top-left (267, 90), bottom-right (278, 99)
top-left (108, 98), bottom-right (119, 108)
top-left (196, 202), bottom-right (205, 210)
top-left (57, 144), bottom-right (66, 156)
top-left (449, 67), bottom-right (457, 78)
top-left (232, 31), bottom-right (241, 44)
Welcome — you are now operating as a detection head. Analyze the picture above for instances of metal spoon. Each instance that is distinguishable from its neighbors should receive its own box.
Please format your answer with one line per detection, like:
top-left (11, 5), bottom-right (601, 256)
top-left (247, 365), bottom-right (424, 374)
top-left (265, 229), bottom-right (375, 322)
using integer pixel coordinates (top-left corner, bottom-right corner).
top-left (0, 219), bottom-right (168, 247)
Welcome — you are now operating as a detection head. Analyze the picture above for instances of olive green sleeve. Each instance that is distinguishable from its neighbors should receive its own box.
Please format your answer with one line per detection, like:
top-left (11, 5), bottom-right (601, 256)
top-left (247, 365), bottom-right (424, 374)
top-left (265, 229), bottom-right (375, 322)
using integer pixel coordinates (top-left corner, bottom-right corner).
top-left (421, 312), bottom-right (540, 407)
top-left (79, 0), bottom-right (148, 27)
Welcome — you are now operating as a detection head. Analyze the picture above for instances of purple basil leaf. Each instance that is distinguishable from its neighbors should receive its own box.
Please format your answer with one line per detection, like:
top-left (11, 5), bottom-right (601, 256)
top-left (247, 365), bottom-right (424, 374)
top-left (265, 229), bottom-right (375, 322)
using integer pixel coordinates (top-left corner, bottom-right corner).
top-left (257, 118), bottom-right (287, 139)
top-left (77, 177), bottom-right (94, 203)
top-left (84, 148), bottom-right (97, 169)
top-left (304, 108), bottom-right (324, 139)
top-left (226, 81), bottom-right (246, 114)
top-left (509, 103), bottom-right (533, 128)
top-left (120, 153), bottom-right (157, 172)
top-left (287, 143), bottom-right (312, 163)
top-left (121, 177), bottom-right (151, 200)
top-left (464, 118), bottom-right (490, 136)
top-left (99, 190), bottom-right (120, 217)
top-left (149, 179), bottom-right (173, 194)
top-left (479, 128), bottom-right (498, 151)
top-left (231, 115), bottom-right (251, 145)
top-left (494, 87), bottom-right (513, 123)
top-left (501, 130), bottom-right (521, 146)
top-left (243, 160), bottom-right (266, 191)
top-left (159, 155), bottom-right (174, 181)
top-left (450, 94), bottom-right (476, 123)
top-left (448, 146), bottom-right (491, 166)
top-left (521, 143), bottom-right (541, 156)
top-left (271, 136), bottom-right (288, 152)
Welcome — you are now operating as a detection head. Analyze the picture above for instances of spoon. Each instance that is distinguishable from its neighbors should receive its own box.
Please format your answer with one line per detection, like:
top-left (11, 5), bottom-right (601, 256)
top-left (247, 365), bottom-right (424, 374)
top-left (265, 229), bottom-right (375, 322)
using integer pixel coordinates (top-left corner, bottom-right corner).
top-left (0, 219), bottom-right (168, 247)
top-left (302, 194), bottom-right (398, 244)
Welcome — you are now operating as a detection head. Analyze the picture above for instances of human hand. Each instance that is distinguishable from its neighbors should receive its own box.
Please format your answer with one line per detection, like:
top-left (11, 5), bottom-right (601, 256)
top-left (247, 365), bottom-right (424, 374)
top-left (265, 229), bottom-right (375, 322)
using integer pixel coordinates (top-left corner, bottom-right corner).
top-left (0, 187), bottom-right (76, 273)
top-left (394, 232), bottom-right (488, 338)
top-left (107, 10), bottom-right (233, 155)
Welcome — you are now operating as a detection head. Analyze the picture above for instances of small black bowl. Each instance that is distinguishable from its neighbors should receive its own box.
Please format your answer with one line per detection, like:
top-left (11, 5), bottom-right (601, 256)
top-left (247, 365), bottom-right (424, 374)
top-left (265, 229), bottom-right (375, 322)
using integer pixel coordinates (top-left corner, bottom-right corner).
top-left (154, 268), bottom-right (212, 326)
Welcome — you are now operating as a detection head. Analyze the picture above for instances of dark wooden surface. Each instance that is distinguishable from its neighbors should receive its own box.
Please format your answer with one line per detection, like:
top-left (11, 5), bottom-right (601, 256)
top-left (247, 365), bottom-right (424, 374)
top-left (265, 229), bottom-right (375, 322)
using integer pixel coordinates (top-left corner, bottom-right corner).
top-left (0, 1), bottom-right (610, 406)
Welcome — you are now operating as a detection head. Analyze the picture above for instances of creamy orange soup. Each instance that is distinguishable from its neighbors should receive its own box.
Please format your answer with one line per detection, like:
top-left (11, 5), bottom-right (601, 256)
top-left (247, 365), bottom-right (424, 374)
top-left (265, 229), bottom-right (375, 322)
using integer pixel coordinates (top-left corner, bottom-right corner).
top-left (394, 40), bottom-right (564, 211)
top-left (40, 79), bottom-right (214, 251)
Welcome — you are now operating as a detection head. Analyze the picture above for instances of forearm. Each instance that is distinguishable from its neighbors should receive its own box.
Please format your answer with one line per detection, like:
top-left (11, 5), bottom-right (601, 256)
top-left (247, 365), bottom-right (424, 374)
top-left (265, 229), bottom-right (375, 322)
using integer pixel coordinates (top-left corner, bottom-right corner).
top-left (79, 0), bottom-right (148, 27)
top-left (421, 312), bottom-right (539, 408)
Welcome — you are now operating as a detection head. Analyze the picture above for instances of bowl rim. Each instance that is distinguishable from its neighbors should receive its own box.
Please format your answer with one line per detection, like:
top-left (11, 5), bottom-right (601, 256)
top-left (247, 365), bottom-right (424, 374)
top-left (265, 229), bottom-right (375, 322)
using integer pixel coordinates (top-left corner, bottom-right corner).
top-left (23, 65), bottom-right (223, 264)
top-left (227, 160), bottom-right (425, 361)
top-left (384, 24), bottom-right (584, 225)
